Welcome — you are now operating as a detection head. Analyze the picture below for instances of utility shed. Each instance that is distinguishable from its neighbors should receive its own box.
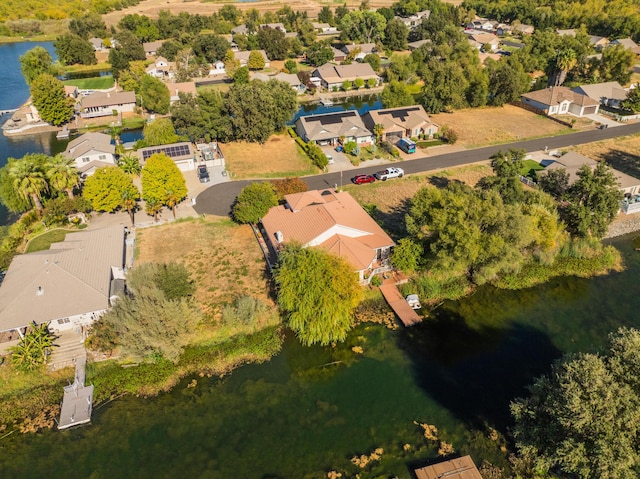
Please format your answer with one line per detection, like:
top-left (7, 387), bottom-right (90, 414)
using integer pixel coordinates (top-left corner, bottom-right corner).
top-left (414, 455), bottom-right (483, 479)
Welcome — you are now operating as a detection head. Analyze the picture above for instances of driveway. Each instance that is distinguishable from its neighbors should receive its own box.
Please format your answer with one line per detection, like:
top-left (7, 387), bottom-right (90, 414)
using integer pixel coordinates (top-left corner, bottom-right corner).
top-left (583, 113), bottom-right (622, 128)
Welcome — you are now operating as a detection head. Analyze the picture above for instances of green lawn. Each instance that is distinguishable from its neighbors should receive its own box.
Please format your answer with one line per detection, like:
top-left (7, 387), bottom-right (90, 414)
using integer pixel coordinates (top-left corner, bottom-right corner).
top-left (519, 159), bottom-right (545, 178)
top-left (25, 229), bottom-right (69, 253)
top-left (63, 76), bottom-right (115, 90)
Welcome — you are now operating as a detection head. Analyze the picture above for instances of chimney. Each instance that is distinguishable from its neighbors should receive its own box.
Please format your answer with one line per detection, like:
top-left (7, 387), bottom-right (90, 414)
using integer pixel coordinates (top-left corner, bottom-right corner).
top-left (36, 286), bottom-right (44, 296)
top-left (275, 231), bottom-right (284, 244)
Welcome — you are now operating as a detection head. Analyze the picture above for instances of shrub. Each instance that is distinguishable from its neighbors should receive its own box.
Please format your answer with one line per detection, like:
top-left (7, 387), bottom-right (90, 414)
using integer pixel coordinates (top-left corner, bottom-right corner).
top-left (271, 177), bottom-right (308, 200)
top-left (369, 275), bottom-right (382, 287)
top-left (222, 296), bottom-right (270, 327)
top-left (343, 141), bottom-right (358, 155)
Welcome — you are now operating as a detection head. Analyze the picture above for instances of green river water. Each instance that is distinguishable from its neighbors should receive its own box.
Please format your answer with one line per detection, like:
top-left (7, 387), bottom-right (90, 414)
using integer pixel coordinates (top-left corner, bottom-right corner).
top-left (2, 236), bottom-right (640, 479)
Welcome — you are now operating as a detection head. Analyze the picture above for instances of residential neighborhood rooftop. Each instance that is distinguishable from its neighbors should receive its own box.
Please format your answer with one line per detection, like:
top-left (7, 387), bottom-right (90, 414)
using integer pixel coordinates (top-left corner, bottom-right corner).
top-left (81, 91), bottom-right (136, 109)
top-left (0, 226), bottom-right (125, 333)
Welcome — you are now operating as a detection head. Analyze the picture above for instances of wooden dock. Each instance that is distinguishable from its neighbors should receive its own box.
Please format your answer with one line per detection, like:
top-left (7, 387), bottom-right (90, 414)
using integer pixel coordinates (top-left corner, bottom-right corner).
top-left (58, 356), bottom-right (94, 430)
top-left (380, 283), bottom-right (422, 327)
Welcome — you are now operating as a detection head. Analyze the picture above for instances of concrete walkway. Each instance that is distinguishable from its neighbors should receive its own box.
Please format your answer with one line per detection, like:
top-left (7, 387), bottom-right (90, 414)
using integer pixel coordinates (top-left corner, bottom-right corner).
top-left (48, 329), bottom-right (86, 372)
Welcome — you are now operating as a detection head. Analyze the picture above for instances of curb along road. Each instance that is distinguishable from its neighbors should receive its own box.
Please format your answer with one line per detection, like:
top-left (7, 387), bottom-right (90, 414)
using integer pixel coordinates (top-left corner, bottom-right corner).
top-left (195, 122), bottom-right (640, 217)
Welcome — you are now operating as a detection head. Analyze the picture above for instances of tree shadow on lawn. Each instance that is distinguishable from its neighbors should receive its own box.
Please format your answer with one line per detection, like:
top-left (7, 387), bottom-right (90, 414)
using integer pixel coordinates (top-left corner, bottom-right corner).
top-left (601, 149), bottom-right (640, 179)
top-left (369, 197), bottom-right (412, 240)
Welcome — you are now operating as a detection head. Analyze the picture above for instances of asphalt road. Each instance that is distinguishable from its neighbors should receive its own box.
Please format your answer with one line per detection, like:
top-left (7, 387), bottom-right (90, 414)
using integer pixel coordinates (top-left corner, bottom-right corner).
top-left (195, 122), bottom-right (640, 217)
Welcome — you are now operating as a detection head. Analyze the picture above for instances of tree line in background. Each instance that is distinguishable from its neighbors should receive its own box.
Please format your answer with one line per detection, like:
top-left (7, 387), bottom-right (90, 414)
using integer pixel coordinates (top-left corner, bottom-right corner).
top-left (0, 0), bottom-right (140, 24)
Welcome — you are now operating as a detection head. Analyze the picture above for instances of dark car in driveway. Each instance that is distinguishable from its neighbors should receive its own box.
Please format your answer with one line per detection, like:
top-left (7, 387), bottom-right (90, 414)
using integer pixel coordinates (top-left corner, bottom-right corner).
top-left (197, 165), bottom-right (210, 183)
top-left (352, 174), bottom-right (376, 185)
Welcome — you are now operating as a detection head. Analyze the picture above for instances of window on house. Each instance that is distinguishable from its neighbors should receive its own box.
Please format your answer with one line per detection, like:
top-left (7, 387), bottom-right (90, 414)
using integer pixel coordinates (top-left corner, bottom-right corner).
top-left (82, 157), bottom-right (90, 163)
top-left (99, 155), bottom-right (106, 160)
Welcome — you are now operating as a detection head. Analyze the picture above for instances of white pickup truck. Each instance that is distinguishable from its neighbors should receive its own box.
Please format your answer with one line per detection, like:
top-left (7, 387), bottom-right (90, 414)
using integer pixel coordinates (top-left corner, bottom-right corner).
top-left (374, 167), bottom-right (404, 181)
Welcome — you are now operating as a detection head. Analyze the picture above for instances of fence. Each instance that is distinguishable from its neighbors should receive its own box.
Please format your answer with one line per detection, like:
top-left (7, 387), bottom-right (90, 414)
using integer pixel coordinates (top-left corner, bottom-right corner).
top-left (519, 175), bottom-right (538, 189)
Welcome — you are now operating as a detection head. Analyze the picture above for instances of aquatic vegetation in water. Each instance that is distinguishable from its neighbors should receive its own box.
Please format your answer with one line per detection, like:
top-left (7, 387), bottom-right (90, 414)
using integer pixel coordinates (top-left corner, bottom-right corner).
top-left (351, 447), bottom-right (384, 468)
top-left (414, 420), bottom-right (439, 441)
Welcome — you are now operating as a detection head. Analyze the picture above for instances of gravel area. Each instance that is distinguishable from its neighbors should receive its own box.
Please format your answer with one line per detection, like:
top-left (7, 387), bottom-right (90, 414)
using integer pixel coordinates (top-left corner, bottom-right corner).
top-left (604, 214), bottom-right (640, 239)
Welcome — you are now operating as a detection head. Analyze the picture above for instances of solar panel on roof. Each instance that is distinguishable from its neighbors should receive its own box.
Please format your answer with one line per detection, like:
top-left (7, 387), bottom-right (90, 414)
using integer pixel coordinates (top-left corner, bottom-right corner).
top-left (142, 144), bottom-right (191, 161)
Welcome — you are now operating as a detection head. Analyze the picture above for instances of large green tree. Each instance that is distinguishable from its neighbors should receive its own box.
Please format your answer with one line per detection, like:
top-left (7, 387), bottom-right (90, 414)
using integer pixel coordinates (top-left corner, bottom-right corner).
top-left (108, 30), bottom-right (145, 80)
top-left (192, 34), bottom-right (230, 63)
top-left (562, 162), bottom-right (621, 238)
top-left (274, 244), bottom-right (362, 346)
top-left (141, 153), bottom-right (187, 218)
top-left (306, 41), bottom-right (335, 67)
top-left (381, 80), bottom-right (414, 108)
top-left (19, 46), bottom-right (56, 85)
top-left (226, 79), bottom-right (297, 142)
top-left (140, 74), bottom-right (170, 114)
top-left (339, 10), bottom-right (387, 43)
top-left (384, 17), bottom-right (408, 51)
top-left (406, 183), bottom-right (536, 284)
top-left (257, 27), bottom-right (289, 60)
top-left (511, 327), bottom-right (640, 479)
top-left (142, 118), bottom-right (180, 146)
top-left (83, 166), bottom-right (139, 213)
top-left (30, 74), bottom-right (75, 126)
top-left (54, 34), bottom-right (97, 66)
top-left (232, 182), bottom-right (278, 224)
top-left (478, 149), bottom-right (526, 205)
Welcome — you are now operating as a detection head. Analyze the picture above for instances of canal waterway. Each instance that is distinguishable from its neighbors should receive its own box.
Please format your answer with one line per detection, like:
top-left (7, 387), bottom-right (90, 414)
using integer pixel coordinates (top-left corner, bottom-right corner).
top-left (1, 235), bottom-right (639, 478)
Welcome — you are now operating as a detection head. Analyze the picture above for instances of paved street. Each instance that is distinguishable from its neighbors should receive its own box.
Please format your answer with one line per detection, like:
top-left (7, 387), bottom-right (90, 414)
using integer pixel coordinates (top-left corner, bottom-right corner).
top-left (194, 122), bottom-right (640, 217)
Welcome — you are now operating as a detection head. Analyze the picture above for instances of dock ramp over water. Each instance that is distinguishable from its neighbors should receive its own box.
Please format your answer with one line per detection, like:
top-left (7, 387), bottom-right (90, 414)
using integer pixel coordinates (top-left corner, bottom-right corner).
top-left (58, 356), bottom-right (93, 430)
top-left (380, 284), bottom-right (422, 327)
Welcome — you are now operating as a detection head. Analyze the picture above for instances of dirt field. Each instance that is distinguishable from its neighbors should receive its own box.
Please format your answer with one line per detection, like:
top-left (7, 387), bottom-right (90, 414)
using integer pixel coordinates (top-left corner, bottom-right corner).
top-left (430, 105), bottom-right (573, 148)
top-left (345, 163), bottom-right (493, 237)
top-left (223, 133), bottom-right (316, 179)
top-left (103, 0), bottom-right (397, 25)
top-left (573, 134), bottom-right (640, 179)
top-left (135, 218), bottom-right (272, 319)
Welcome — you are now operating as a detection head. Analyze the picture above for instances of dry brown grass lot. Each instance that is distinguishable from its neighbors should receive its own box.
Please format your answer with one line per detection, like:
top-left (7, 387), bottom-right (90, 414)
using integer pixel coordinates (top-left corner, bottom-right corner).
top-left (573, 134), bottom-right (640, 179)
top-left (223, 133), bottom-right (316, 179)
top-left (135, 218), bottom-right (273, 320)
top-left (345, 163), bottom-right (493, 237)
top-left (430, 105), bottom-right (575, 148)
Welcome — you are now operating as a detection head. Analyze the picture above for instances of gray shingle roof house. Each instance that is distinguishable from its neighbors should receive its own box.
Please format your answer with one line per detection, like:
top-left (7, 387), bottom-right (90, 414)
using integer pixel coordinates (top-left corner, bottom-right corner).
top-left (143, 40), bottom-right (164, 56)
top-left (80, 91), bottom-right (136, 119)
top-left (0, 225), bottom-right (126, 335)
top-left (63, 132), bottom-right (117, 177)
top-left (521, 86), bottom-right (600, 116)
top-left (294, 111), bottom-right (374, 146)
top-left (312, 62), bottom-right (380, 90)
top-left (361, 105), bottom-right (439, 142)
top-left (572, 81), bottom-right (627, 108)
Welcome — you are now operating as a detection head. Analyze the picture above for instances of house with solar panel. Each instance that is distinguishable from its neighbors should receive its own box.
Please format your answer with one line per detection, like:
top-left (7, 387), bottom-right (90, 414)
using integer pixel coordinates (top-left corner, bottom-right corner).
top-left (294, 111), bottom-right (374, 147)
top-left (138, 142), bottom-right (197, 172)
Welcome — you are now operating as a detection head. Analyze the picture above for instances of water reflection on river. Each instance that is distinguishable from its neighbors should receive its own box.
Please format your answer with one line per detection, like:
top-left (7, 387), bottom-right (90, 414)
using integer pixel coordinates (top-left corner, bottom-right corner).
top-left (2, 237), bottom-right (639, 478)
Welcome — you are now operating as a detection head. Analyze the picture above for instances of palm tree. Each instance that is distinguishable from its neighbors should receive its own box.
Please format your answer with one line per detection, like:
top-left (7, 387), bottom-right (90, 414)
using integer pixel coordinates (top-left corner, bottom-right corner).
top-left (9, 158), bottom-right (48, 214)
top-left (121, 189), bottom-right (137, 225)
top-left (550, 49), bottom-right (577, 87)
top-left (165, 189), bottom-right (180, 219)
top-left (117, 154), bottom-right (142, 176)
top-left (145, 197), bottom-right (162, 222)
top-left (9, 324), bottom-right (54, 371)
top-left (46, 154), bottom-right (78, 198)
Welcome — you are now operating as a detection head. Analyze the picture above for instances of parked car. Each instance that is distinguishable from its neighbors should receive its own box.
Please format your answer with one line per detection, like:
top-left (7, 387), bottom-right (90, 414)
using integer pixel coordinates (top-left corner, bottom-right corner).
top-left (197, 164), bottom-right (210, 183)
top-left (352, 174), bottom-right (376, 185)
top-left (374, 167), bottom-right (404, 181)
top-left (335, 145), bottom-right (344, 152)
top-left (326, 155), bottom-right (335, 164)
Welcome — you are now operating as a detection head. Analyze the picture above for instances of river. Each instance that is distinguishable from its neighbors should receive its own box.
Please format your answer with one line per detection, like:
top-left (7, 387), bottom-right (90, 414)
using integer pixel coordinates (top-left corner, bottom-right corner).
top-left (1, 234), bottom-right (639, 478)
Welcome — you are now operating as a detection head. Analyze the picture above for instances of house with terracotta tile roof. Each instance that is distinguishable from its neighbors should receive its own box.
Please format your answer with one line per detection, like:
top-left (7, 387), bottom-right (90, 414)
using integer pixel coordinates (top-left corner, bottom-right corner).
top-left (260, 189), bottom-right (395, 283)
top-left (361, 105), bottom-right (439, 142)
top-left (520, 86), bottom-right (600, 116)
